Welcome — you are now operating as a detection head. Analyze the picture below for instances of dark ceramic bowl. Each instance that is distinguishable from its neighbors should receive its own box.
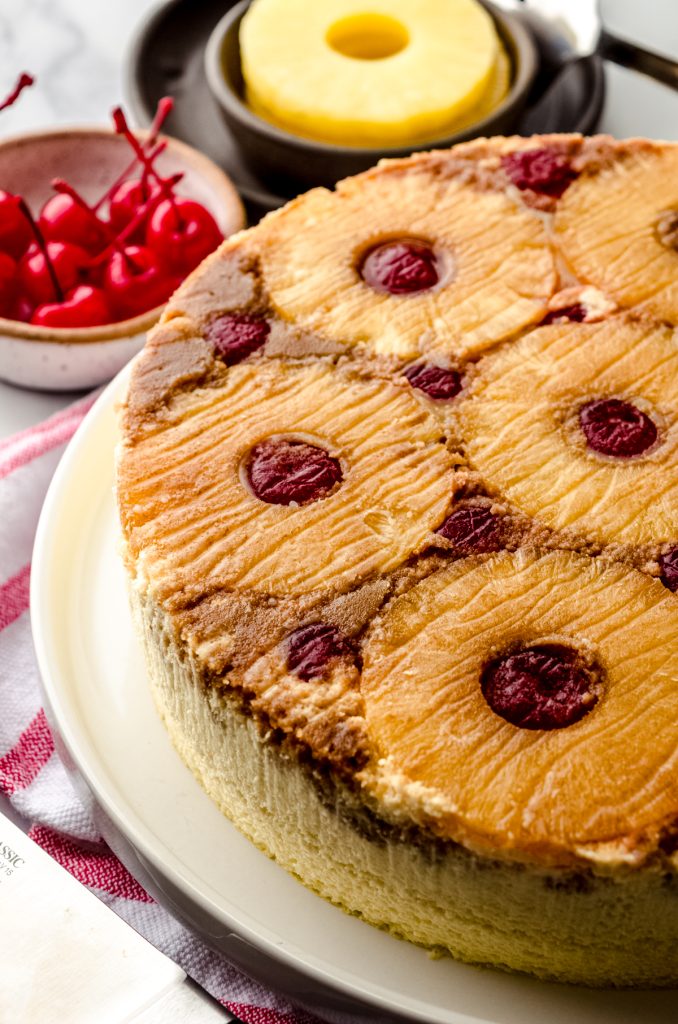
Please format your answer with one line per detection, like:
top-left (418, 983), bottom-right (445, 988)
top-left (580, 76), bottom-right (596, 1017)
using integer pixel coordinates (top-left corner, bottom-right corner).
top-left (204, 0), bottom-right (538, 193)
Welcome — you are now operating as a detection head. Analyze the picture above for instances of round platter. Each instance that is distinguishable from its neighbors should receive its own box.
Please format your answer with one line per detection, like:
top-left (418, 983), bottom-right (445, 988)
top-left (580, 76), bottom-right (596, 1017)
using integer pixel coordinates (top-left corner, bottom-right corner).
top-left (125, 0), bottom-right (605, 219)
top-left (31, 366), bottom-right (678, 1024)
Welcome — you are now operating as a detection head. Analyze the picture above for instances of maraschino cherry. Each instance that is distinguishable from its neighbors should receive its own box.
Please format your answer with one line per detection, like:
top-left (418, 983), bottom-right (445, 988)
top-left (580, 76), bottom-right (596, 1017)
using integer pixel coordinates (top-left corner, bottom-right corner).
top-left (15, 196), bottom-right (65, 303)
top-left (31, 285), bottom-right (111, 328)
top-left (106, 140), bottom-right (168, 235)
top-left (481, 644), bottom-right (599, 730)
top-left (0, 252), bottom-right (17, 316)
top-left (145, 196), bottom-right (223, 273)
top-left (52, 178), bottom-right (177, 319)
top-left (93, 96), bottom-right (174, 225)
top-left (360, 238), bottom-right (440, 295)
top-left (579, 398), bottom-right (658, 458)
top-left (108, 175), bottom-right (163, 234)
top-left (111, 108), bottom-right (223, 273)
top-left (103, 245), bottom-right (179, 319)
top-left (39, 192), bottom-right (108, 253)
top-left (1, 86), bottom-right (226, 330)
top-left (18, 240), bottom-right (88, 306)
top-left (0, 192), bottom-right (33, 258)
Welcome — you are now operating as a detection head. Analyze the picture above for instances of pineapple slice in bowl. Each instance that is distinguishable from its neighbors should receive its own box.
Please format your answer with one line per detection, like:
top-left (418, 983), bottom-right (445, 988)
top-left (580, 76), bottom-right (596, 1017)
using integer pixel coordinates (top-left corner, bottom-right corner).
top-left (241, 0), bottom-right (502, 147)
top-left (204, 0), bottom-right (536, 192)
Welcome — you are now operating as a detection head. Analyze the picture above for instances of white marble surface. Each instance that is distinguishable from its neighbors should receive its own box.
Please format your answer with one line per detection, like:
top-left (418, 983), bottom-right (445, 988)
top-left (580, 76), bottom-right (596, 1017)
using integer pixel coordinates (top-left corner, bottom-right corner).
top-left (0, 0), bottom-right (677, 436)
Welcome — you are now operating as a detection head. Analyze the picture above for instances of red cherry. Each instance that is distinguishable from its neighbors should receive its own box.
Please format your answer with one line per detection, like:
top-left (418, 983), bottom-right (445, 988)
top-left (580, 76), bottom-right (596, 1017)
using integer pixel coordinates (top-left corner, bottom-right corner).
top-left (436, 506), bottom-right (503, 553)
top-left (10, 295), bottom-right (35, 323)
top-left (404, 362), bottom-right (463, 400)
top-left (659, 548), bottom-right (678, 593)
top-left (502, 149), bottom-right (578, 198)
top-left (31, 285), bottom-right (111, 328)
top-left (0, 191), bottom-right (32, 259)
top-left (103, 244), bottom-right (176, 318)
top-left (108, 178), bottom-right (162, 234)
top-left (206, 313), bottom-right (270, 365)
top-left (579, 398), bottom-right (657, 459)
top-left (286, 624), bottom-right (354, 681)
top-left (247, 439), bottom-right (343, 505)
top-left (93, 96), bottom-right (174, 217)
top-left (360, 239), bottom-right (440, 295)
top-left (18, 240), bottom-right (88, 305)
top-left (39, 193), bottom-right (107, 252)
top-left (145, 198), bottom-right (222, 273)
top-left (481, 644), bottom-right (599, 731)
top-left (541, 303), bottom-right (587, 325)
top-left (110, 106), bottom-right (216, 274)
top-left (0, 251), bottom-right (17, 315)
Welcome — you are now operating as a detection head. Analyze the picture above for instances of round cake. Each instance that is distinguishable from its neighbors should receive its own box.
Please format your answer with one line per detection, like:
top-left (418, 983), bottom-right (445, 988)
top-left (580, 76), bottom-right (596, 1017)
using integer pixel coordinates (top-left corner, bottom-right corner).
top-left (117, 134), bottom-right (678, 987)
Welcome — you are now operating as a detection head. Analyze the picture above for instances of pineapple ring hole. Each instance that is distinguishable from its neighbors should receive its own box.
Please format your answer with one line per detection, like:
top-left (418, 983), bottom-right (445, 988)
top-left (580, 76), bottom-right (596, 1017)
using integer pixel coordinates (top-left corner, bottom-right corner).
top-left (578, 398), bottom-right (659, 460)
top-left (357, 237), bottom-right (450, 296)
top-left (480, 642), bottom-right (603, 731)
top-left (240, 434), bottom-right (344, 507)
top-left (325, 14), bottom-right (409, 61)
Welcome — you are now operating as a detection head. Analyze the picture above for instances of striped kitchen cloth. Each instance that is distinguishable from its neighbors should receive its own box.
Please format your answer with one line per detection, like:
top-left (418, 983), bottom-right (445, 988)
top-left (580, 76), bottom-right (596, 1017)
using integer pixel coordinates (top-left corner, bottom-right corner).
top-left (0, 393), bottom-right (321, 1024)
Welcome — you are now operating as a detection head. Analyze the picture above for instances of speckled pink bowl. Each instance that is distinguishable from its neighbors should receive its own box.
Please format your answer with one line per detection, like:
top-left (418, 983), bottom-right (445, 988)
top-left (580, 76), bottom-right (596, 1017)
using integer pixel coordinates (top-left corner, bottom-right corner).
top-left (0, 126), bottom-right (245, 391)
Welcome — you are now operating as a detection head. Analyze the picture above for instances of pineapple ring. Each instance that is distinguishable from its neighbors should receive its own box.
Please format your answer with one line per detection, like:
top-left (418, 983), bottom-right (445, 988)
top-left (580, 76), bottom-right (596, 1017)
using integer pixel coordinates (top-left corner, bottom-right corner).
top-left (555, 145), bottom-right (678, 324)
top-left (361, 548), bottom-right (678, 863)
top-left (118, 360), bottom-right (454, 606)
top-left (259, 167), bottom-right (555, 359)
top-left (240, 0), bottom-right (501, 147)
top-left (456, 318), bottom-right (678, 547)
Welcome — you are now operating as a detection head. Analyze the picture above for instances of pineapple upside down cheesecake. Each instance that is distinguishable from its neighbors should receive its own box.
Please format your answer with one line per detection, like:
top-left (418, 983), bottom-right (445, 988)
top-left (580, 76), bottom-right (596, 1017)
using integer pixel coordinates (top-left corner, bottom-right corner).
top-left (117, 134), bottom-right (678, 987)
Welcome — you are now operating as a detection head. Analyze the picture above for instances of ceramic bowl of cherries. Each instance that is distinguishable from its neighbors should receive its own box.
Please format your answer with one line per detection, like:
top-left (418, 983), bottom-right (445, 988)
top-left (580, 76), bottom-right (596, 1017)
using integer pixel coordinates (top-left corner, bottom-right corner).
top-left (0, 79), bottom-right (245, 390)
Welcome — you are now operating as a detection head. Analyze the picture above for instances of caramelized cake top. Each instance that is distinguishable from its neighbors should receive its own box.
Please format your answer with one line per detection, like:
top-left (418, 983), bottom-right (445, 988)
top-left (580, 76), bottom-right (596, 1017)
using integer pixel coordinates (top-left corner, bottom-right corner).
top-left (118, 135), bottom-right (678, 869)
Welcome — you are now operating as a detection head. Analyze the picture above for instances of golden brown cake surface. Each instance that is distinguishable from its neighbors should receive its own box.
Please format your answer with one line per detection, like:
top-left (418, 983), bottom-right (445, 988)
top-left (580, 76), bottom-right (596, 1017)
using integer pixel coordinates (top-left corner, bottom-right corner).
top-left (118, 135), bottom-right (678, 986)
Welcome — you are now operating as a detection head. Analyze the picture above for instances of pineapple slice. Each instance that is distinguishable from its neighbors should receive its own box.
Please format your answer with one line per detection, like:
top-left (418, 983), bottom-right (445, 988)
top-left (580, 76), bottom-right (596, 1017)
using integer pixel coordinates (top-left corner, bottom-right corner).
top-left (361, 548), bottom-right (678, 864)
top-left (456, 318), bottom-right (678, 548)
top-left (118, 360), bottom-right (454, 607)
top-left (246, 37), bottom-right (511, 147)
top-left (240, 0), bottom-right (500, 147)
top-left (259, 165), bottom-right (555, 359)
top-left (555, 145), bottom-right (678, 323)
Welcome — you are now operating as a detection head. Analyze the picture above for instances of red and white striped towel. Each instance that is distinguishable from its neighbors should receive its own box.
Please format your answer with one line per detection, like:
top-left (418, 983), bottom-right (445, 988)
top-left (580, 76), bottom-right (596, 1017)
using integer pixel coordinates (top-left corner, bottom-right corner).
top-left (0, 394), bottom-right (321, 1024)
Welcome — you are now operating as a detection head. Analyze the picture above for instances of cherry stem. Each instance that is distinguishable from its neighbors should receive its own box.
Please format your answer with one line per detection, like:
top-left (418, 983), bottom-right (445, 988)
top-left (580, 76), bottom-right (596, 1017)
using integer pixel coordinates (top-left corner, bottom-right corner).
top-left (51, 178), bottom-right (142, 274)
top-left (16, 196), bottom-right (63, 302)
top-left (52, 178), bottom-right (110, 238)
top-left (113, 106), bottom-right (184, 229)
top-left (140, 140), bottom-right (167, 200)
top-left (0, 72), bottom-right (34, 113)
top-left (92, 96), bottom-right (174, 213)
top-left (112, 107), bottom-right (158, 173)
top-left (86, 172), bottom-right (184, 270)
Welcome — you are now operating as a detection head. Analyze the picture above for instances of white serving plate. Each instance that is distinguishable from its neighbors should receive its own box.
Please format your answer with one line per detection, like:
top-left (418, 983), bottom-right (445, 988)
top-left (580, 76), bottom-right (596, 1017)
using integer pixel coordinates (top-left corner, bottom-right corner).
top-left (31, 365), bottom-right (678, 1024)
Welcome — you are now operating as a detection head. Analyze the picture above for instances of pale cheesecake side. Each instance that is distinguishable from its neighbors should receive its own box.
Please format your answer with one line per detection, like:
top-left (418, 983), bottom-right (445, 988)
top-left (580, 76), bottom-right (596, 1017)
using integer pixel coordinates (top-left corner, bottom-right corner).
top-left (117, 135), bottom-right (678, 986)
